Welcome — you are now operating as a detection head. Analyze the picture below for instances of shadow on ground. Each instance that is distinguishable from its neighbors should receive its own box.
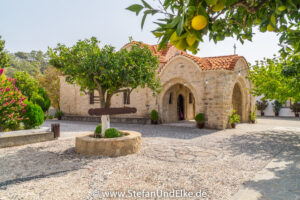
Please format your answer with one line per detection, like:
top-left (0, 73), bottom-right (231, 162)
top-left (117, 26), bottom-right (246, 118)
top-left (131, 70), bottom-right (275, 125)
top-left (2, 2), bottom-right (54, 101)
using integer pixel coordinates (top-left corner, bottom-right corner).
top-left (0, 143), bottom-right (98, 189)
top-left (221, 130), bottom-right (300, 199)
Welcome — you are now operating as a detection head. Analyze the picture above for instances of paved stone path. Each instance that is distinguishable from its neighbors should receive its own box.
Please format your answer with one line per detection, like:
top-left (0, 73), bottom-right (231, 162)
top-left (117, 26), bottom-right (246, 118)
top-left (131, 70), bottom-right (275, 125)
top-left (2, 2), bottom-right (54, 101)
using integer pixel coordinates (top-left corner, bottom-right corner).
top-left (0, 118), bottom-right (299, 200)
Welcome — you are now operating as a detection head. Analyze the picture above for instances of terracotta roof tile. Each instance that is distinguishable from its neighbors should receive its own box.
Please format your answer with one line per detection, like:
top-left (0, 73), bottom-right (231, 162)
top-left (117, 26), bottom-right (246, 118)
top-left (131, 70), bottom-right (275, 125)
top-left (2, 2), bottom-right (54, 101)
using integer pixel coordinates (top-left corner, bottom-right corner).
top-left (123, 41), bottom-right (246, 72)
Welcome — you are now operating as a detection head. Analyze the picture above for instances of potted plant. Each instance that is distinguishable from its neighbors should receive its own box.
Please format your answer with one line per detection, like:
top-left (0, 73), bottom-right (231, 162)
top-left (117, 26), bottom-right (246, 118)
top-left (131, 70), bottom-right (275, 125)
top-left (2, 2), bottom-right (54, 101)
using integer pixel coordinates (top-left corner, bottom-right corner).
top-left (249, 107), bottom-right (257, 123)
top-left (229, 110), bottom-right (240, 128)
top-left (150, 109), bottom-right (159, 124)
top-left (272, 100), bottom-right (282, 117)
top-left (55, 110), bottom-right (64, 120)
top-left (194, 113), bottom-right (205, 128)
top-left (256, 100), bottom-right (268, 116)
top-left (290, 103), bottom-right (300, 117)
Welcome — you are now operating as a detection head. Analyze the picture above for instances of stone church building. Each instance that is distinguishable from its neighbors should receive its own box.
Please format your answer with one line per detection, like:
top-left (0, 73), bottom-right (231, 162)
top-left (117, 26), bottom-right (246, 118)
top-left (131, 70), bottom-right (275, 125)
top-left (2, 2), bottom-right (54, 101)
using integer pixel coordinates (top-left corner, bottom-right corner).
top-left (60, 42), bottom-right (254, 129)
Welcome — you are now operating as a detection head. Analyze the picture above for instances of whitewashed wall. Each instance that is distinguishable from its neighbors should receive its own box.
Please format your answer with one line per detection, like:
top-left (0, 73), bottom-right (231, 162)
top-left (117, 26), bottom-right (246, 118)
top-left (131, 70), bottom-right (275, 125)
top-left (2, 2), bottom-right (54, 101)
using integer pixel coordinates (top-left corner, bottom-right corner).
top-left (255, 96), bottom-right (295, 117)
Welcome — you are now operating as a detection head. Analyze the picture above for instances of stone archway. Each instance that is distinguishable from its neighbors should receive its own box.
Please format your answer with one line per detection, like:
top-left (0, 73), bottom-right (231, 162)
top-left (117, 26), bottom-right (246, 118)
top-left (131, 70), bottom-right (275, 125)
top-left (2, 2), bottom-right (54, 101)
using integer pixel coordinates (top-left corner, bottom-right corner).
top-left (232, 83), bottom-right (243, 120)
top-left (161, 84), bottom-right (195, 123)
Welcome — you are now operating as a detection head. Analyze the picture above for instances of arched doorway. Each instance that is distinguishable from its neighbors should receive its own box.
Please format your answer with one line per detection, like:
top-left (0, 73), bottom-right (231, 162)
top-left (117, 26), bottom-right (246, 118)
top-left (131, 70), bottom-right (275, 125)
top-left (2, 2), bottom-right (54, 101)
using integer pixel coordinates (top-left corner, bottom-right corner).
top-left (161, 84), bottom-right (195, 123)
top-left (177, 94), bottom-right (184, 120)
top-left (232, 83), bottom-right (243, 118)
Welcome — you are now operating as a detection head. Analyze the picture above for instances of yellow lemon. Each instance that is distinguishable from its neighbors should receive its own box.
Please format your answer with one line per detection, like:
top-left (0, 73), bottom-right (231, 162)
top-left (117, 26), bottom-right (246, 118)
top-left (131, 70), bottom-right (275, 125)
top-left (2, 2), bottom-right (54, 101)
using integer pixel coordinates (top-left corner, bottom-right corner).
top-left (267, 24), bottom-right (275, 32)
top-left (191, 15), bottom-right (207, 31)
top-left (212, 0), bottom-right (225, 12)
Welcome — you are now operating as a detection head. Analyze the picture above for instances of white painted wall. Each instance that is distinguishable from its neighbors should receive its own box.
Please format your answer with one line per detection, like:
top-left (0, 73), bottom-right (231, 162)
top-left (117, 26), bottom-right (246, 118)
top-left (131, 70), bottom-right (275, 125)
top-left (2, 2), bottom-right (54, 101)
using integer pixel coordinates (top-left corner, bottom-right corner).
top-left (255, 96), bottom-right (295, 117)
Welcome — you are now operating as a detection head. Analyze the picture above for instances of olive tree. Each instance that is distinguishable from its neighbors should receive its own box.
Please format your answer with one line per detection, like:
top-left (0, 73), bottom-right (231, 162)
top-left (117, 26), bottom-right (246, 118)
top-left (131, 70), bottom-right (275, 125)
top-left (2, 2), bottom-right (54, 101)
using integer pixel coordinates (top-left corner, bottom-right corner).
top-left (48, 37), bottom-right (160, 135)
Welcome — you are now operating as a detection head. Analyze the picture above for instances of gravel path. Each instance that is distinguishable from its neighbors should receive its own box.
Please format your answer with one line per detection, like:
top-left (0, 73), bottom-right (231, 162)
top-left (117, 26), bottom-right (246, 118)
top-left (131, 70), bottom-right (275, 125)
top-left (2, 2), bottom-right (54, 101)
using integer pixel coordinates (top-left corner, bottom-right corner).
top-left (0, 118), bottom-right (300, 200)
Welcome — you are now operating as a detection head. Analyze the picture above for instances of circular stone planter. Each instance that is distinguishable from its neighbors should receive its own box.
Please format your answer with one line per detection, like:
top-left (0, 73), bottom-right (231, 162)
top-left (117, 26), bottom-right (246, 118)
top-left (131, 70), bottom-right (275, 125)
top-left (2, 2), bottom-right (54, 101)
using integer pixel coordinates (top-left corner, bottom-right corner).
top-left (75, 130), bottom-right (141, 156)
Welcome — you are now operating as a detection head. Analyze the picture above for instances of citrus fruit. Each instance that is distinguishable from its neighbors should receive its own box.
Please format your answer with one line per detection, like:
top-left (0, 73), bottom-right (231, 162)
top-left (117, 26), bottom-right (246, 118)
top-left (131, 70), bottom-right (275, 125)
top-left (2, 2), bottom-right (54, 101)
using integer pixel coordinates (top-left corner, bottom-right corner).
top-left (175, 39), bottom-right (187, 50)
top-left (267, 24), bottom-right (275, 32)
top-left (191, 15), bottom-right (207, 30)
top-left (170, 32), bottom-right (180, 45)
top-left (186, 33), bottom-right (197, 46)
top-left (212, 0), bottom-right (225, 12)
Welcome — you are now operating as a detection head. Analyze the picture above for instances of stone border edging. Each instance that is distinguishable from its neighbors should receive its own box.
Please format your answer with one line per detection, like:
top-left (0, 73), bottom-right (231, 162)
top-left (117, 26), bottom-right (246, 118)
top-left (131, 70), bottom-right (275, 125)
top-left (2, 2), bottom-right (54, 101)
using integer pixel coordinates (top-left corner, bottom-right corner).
top-left (75, 130), bottom-right (142, 156)
top-left (0, 128), bottom-right (54, 148)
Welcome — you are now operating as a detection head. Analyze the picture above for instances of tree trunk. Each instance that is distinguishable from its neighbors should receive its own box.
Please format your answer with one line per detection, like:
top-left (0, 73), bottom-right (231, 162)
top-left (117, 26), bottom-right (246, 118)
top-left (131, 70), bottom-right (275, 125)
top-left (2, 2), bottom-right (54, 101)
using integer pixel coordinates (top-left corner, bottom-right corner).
top-left (101, 115), bottom-right (110, 137)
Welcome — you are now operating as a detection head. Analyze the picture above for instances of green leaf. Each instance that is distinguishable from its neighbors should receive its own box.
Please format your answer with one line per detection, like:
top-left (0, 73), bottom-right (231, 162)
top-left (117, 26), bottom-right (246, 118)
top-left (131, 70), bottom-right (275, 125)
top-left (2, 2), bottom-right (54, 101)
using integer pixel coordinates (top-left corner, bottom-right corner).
top-left (126, 4), bottom-right (144, 16)
top-left (141, 13), bottom-right (148, 29)
top-left (165, 16), bottom-right (180, 28)
top-left (176, 16), bottom-right (185, 36)
top-left (141, 0), bottom-right (152, 9)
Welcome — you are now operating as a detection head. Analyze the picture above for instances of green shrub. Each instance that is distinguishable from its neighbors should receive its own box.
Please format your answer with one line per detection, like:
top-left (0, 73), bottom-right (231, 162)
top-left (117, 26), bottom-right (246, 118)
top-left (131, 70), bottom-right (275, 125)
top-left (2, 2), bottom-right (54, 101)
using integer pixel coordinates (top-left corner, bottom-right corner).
top-left (104, 128), bottom-right (120, 138)
top-left (229, 110), bottom-right (240, 124)
top-left (194, 113), bottom-right (205, 123)
top-left (272, 100), bottom-right (282, 114)
top-left (55, 110), bottom-right (64, 118)
top-left (150, 110), bottom-right (159, 121)
top-left (38, 87), bottom-right (51, 112)
top-left (23, 100), bottom-right (44, 129)
top-left (95, 124), bottom-right (102, 138)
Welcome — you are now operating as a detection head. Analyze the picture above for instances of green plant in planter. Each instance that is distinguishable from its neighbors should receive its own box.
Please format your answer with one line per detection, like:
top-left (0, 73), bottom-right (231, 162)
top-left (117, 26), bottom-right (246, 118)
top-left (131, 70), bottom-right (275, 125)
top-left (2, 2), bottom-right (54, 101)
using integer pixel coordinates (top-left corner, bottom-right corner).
top-left (55, 110), bottom-right (64, 120)
top-left (150, 109), bottom-right (159, 124)
top-left (194, 113), bottom-right (205, 128)
top-left (94, 124), bottom-right (102, 138)
top-left (290, 103), bottom-right (300, 117)
top-left (272, 100), bottom-right (282, 116)
top-left (229, 110), bottom-right (240, 128)
top-left (249, 107), bottom-right (257, 123)
top-left (256, 100), bottom-right (268, 116)
top-left (104, 128), bottom-right (120, 138)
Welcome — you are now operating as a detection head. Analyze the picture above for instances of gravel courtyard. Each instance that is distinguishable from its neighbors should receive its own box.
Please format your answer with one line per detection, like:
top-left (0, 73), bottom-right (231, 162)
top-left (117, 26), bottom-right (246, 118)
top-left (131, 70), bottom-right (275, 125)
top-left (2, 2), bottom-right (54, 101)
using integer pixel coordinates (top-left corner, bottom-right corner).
top-left (0, 118), bottom-right (300, 200)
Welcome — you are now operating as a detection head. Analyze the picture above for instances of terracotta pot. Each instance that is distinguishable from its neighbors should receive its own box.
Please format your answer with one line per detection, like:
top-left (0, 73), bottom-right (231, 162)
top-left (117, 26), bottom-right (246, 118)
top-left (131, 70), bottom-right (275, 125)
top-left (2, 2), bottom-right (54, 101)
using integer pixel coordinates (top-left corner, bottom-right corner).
top-left (261, 111), bottom-right (264, 116)
top-left (295, 113), bottom-right (299, 117)
top-left (250, 120), bottom-right (255, 124)
top-left (231, 123), bottom-right (236, 128)
top-left (196, 122), bottom-right (204, 129)
top-left (151, 120), bottom-right (158, 124)
top-left (57, 116), bottom-right (62, 120)
top-left (275, 112), bottom-right (279, 117)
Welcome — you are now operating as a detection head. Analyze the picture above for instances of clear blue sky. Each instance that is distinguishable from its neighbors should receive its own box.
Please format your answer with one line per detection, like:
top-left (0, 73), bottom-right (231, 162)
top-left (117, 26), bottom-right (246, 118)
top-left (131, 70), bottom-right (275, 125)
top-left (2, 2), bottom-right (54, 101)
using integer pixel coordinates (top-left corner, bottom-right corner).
top-left (0, 0), bottom-right (281, 64)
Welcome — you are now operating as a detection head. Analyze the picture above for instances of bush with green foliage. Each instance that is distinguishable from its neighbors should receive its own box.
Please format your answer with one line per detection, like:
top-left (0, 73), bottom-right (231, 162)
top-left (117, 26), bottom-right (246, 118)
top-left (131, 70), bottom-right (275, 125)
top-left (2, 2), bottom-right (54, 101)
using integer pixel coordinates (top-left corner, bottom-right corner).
top-left (150, 109), bottom-right (159, 121)
top-left (13, 71), bottom-right (39, 99)
top-left (13, 71), bottom-right (51, 112)
top-left (194, 113), bottom-right (205, 123)
top-left (229, 110), bottom-right (240, 124)
top-left (23, 100), bottom-right (44, 129)
top-left (104, 128), bottom-right (120, 138)
top-left (95, 124), bottom-right (102, 138)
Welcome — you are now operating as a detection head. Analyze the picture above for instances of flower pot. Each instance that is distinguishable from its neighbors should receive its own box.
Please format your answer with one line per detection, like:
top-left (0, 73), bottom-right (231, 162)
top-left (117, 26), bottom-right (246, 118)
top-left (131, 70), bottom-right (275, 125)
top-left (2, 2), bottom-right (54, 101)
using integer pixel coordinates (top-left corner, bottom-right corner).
top-left (57, 116), bottom-right (62, 120)
top-left (275, 112), bottom-right (279, 117)
top-left (250, 120), bottom-right (255, 124)
top-left (231, 123), bottom-right (236, 128)
top-left (196, 122), bottom-right (204, 129)
top-left (261, 111), bottom-right (264, 116)
top-left (295, 113), bottom-right (299, 117)
top-left (151, 120), bottom-right (158, 124)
